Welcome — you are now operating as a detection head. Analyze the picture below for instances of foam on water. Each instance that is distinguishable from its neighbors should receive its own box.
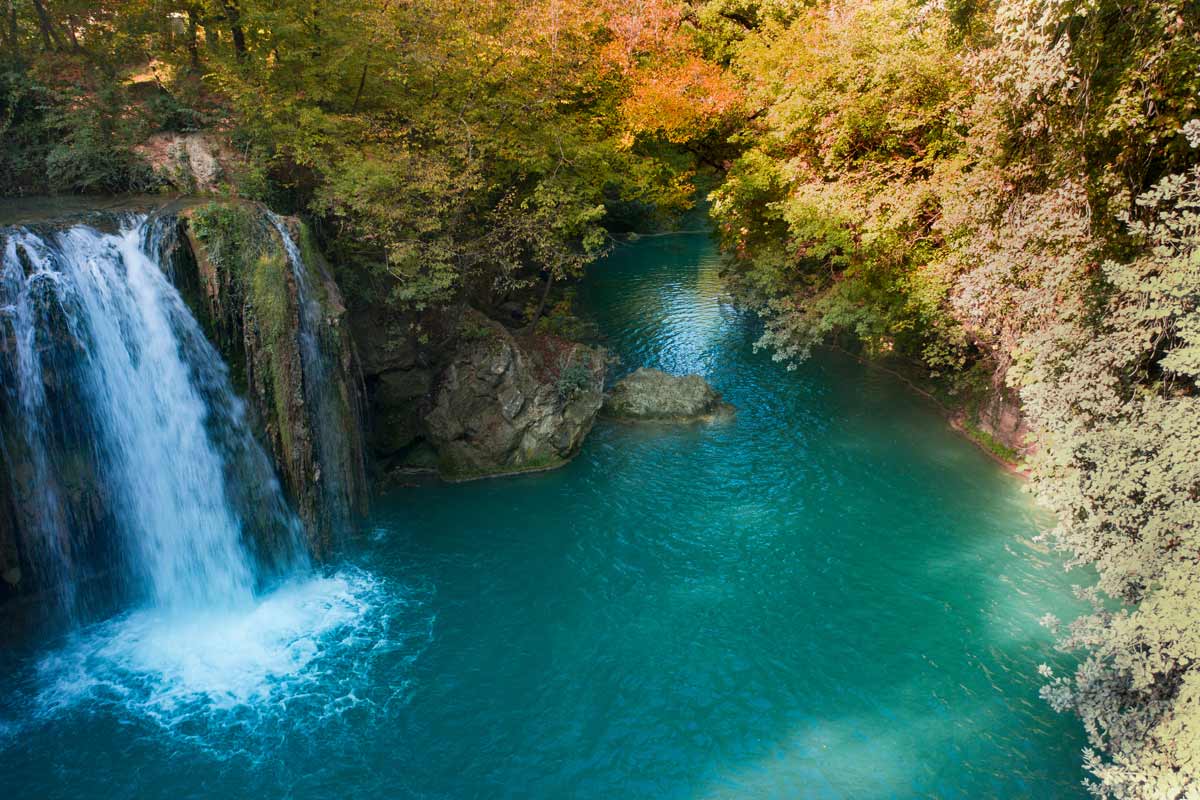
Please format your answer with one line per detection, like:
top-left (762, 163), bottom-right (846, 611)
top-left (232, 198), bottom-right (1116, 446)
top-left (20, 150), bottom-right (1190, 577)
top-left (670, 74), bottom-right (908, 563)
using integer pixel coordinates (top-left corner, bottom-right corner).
top-left (28, 567), bottom-right (393, 730)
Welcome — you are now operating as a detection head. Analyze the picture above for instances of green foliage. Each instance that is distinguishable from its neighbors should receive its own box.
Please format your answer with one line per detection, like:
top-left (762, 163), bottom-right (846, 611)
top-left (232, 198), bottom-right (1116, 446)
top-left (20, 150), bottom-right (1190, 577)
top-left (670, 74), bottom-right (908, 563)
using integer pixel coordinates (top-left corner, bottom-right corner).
top-left (555, 353), bottom-right (595, 399)
top-left (1014, 166), bottom-right (1200, 799)
top-left (534, 291), bottom-right (599, 341)
top-left (0, 63), bottom-right (52, 195)
top-left (188, 0), bottom-right (701, 310)
top-left (710, 0), bottom-right (973, 370)
top-left (0, 57), bottom-right (157, 195)
top-left (188, 202), bottom-right (290, 346)
top-left (1, 0), bottom-right (703, 312)
top-left (44, 82), bottom-right (158, 193)
top-left (458, 315), bottom-right (496, 343)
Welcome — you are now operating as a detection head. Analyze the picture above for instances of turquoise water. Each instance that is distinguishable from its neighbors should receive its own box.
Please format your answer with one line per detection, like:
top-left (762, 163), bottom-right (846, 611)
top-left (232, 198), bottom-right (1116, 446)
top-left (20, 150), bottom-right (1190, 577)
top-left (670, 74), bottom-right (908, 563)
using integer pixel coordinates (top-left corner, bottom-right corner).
top-left (0, 233), bottom-right (1087, 798)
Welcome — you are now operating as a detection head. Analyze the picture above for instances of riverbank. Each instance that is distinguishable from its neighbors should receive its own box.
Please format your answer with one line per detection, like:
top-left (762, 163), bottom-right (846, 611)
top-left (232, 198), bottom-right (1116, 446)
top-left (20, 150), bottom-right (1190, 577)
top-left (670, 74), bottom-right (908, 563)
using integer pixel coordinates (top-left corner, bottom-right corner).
top-left (824, 344), bottom-right (1029, 477)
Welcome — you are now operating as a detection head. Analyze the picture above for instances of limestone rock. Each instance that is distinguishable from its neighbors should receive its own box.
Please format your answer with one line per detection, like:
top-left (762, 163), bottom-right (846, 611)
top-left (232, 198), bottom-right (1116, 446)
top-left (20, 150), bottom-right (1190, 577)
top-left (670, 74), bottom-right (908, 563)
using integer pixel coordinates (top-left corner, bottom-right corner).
top-left (603, 368), bottom-right (733, 421)
top-left (424, 310), bottom-right (605, 481)
top-left (135, 132), bottom-right (229, 193)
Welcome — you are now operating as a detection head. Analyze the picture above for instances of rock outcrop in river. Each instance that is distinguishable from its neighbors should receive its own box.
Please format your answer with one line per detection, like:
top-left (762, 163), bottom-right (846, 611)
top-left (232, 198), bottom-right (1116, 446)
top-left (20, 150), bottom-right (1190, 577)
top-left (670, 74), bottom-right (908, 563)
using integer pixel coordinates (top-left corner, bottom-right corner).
top-left (423, 310), bottom-right (606, 481)
top-left (603, 368), bottom-right (732, 422)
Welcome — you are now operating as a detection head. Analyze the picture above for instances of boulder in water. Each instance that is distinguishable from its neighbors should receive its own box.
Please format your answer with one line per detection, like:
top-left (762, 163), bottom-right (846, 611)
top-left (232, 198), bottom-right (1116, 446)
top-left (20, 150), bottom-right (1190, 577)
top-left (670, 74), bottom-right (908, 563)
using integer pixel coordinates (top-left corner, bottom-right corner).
top-left (603, 368), bottom-right (733, 422)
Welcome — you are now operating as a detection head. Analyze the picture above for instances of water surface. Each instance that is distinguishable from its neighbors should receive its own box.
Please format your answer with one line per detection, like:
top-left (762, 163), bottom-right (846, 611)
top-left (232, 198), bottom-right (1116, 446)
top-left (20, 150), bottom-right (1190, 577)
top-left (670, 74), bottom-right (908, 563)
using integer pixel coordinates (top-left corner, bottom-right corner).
top-left (0, 233), bottom-right (1087, 798)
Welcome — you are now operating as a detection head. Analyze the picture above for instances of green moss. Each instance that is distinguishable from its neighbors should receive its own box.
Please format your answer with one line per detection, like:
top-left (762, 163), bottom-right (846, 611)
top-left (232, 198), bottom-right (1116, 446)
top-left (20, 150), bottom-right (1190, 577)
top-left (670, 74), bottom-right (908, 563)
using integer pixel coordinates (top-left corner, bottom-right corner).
top-left (459, 316), bottom-right (495, 342)
top-left (185, 201), bottom-right (296, 460)
top-left (959, 419), bottom-right (1020, 466)
top-left (186, 204), bottom-right (289, 341)
top-left (250, 248), bottom-right (294, 459)
top-left (296, 223), bottom-right (331, 308)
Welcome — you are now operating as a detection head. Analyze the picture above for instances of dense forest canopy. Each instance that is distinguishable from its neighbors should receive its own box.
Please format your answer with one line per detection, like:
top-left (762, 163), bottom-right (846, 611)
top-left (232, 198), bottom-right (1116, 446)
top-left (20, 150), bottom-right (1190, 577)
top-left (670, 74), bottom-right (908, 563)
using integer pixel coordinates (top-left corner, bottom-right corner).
top-left (3, 1), bottom-right (1199, 797)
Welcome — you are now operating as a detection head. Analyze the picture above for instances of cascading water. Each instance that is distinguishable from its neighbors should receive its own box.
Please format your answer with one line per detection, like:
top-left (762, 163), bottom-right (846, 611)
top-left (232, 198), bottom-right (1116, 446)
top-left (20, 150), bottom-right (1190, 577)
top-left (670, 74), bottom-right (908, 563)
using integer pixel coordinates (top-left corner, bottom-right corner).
top-left (0, 213), bottom-right (384, 732)
top-left (0, 215), bottom-right (302, 613)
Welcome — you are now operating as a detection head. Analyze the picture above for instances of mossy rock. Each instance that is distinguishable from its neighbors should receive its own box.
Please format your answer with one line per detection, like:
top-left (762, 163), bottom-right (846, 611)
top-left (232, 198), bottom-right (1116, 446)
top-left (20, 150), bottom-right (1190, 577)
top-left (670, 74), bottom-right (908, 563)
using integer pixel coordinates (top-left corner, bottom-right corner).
top-left (603, 368), bottom-right (734, 422)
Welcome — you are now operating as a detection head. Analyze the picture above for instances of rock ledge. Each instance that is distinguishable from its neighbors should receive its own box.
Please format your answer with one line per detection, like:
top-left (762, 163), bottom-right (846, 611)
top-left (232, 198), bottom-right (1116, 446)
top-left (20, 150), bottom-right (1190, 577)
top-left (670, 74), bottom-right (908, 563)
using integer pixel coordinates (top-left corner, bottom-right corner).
top-left (424, 310), bottom-right (606, 481)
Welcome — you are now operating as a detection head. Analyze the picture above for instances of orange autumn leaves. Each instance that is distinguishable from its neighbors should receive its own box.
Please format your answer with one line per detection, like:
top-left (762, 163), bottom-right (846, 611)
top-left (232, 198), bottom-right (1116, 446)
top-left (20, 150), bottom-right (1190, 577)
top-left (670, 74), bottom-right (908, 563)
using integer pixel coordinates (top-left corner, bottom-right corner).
top-left (512, 0), bottom-right (745, 148)
top-left (619, 54), bottom-right (742, 145)
top-left (602, 0), bottom-right (744, 146)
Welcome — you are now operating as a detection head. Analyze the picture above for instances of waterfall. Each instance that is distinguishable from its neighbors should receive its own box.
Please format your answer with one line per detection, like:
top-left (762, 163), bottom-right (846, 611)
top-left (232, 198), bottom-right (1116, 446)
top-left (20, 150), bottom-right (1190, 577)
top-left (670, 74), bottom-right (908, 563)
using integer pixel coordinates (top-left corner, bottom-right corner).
top-left (0, 216), bottom-right (303, 618)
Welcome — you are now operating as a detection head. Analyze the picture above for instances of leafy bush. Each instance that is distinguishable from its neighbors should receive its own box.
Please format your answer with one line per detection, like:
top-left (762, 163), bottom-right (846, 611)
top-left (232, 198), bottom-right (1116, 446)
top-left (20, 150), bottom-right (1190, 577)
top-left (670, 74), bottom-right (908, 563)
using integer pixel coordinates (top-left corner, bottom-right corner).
top-left (555, 353), bottom-right (595, 398)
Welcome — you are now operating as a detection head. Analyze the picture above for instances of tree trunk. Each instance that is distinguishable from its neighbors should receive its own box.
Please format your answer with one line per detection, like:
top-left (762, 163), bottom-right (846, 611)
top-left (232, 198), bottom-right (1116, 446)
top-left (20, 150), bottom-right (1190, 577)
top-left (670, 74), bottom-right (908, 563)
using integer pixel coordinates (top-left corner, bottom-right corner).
top-left (30, 0), bottom-right (62, 51)
top-left (3, 0), bottom-right (17, 59)
top-left (186, 9), bottom-right (201, 72)
top-left (531, 272), bottom-right (555, 327)
top-left (220, 0), bottom-right (246, 60)
top-left (65, 15), bottom-right (80, 51)
top-left (351, 62), bottom-right (368, 112)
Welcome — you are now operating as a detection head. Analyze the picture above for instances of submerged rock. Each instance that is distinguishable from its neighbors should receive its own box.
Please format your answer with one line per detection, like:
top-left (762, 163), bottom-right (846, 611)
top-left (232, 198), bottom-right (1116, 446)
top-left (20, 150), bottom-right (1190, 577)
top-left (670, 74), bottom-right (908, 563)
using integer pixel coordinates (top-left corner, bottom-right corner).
top-left (424, 310), bottom-right (605, 481)
top-left (603, 368), bottom-right (733, 421)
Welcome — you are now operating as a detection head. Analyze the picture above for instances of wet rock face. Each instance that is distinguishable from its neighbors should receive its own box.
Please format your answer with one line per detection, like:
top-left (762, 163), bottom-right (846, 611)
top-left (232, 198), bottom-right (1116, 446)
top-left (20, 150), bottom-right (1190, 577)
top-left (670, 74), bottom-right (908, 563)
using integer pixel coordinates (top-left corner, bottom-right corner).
top-left (347, 303), bottom-right (440, 474)
top-left (423, 310), bottom-right (605, 481)
top-left (0, 465), bottom-right (22, 605)
top-left (603, 368), bottom-right (733, 421)
top-left (170, 203), bottom-right (369, 554)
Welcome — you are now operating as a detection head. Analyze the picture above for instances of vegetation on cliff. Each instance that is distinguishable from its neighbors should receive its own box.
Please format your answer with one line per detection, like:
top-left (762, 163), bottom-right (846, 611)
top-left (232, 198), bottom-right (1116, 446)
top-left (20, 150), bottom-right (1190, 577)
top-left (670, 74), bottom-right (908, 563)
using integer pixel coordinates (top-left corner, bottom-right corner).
top-left (4, 0), bottom-right (1199, 795)
top-left (180, 201), bottom-right (368, 552)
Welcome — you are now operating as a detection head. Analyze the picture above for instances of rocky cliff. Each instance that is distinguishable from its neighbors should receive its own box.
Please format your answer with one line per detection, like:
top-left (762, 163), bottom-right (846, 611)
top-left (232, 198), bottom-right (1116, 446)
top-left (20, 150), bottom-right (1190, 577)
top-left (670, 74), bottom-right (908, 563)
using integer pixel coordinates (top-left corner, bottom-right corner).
top-left (167, 201), bottom-right (369, 554)
top-left (352, 304), bottom-right (606, 482)
top-left (348, 301), bottom-right (444, 478)
top-left (424, 310), bottom-right (606, 480)
top-left (947, 378), bottom-right (1030, 469)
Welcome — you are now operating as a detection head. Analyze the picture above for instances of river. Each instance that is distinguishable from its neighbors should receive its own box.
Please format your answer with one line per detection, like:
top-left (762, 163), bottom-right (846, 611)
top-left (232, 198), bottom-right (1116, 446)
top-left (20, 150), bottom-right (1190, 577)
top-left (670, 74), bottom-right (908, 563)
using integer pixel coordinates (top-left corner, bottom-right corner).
top-left (0, 232), bottom-right (1087, 798)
